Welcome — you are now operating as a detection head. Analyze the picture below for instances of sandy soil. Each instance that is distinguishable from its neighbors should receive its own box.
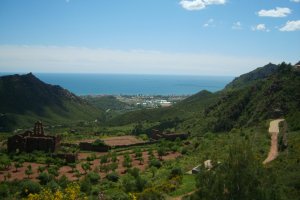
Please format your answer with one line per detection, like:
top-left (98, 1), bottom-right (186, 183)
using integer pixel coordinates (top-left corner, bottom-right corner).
top-left (71, 136), bottom-right (145, 146)
top-left (263, 119), bottom-right (285, 164)
top-left (102, 136), bottom-right (145, 146)
top-left (0, 151), bottom-right (181, 182)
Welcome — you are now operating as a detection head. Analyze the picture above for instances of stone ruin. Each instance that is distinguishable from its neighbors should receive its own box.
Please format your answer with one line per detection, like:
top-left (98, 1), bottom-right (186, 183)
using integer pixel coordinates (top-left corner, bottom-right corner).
top-left (7, 121), bottom-right (61, 153)
top-left (149, 129), bottom-right (189, 141)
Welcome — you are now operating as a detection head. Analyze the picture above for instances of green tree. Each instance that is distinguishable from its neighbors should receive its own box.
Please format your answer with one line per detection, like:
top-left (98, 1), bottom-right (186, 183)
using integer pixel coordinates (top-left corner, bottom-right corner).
top-left (157, 147), bottom-right (166, 160)
top-left (106, 172), bottom-right (120, 182)
top-left (110, 162), bottom-right (118, 172)
top-left (48, 166), bottom-right (59, 179)
top-left (149, 166), bottom-right (157, 178)
top-left (138, 156), bottom-right (144, 165)
top-left (81, 162), bottom-right (91, 174)
top-left (14, 161), bottom-right (23, 172)
top-left (74, 169), bottom-right (81, 181)
top-left (37, 165), bottom-right (46, 173)
top-left (192, 140), bottom-right (280, 200)
top-left (25, 165), bottom-right (33, 179)
top-left (0, 155), bottom-right (11, 170)
top-left (132, 121), bottom-right (143, 135)
top-left (123, 154), bottom-right (132, 171)
top-left (100, 155), bottom-right (109, 165)
top-left (37, 172), bottom-right (52, 185)
top-left (121, 174), bottom-right (136, 192)
top-left (20, 180), bottom-right (41, 197)
top-left (111, 152), bottom-right (118, 163)
top-left (68, 163), bottom-right (76, 173)
top-left (87, 172), bottom-right (100, 184)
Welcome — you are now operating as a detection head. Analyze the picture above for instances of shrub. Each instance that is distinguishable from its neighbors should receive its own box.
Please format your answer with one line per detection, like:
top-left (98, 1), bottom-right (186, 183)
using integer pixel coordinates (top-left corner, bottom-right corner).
top-left (111, 153), bottom-right (118, 163)
top-left (106, 172), bottom-right (120, 182)
top-left (0, 155), bottom-right (11, 170)
top-left (100, 155), bottom-right (109, 164)
top-left (48, 166), bottom-right (59, 178)
top-left (169, 166), bottom-right (183, 179)
top-left (81, 162), bottom-right (91, 174)
top-left (181, 147), bottom-right (188, 155)
top-left (105, 189), bottom-right (130, 200)
top-left (20, 180), bottom-right (41, 197)
top-left (37, 172), bottom-right (52, 185)
top-left (136, 176), bottom-right (147, 192)
top-left (80, 178), bottom-right (92, 194)
top-left (110, 162), bottom-right (118, 171)
top-left (25, 165), bottom-right (33, 179)
top-left (0, 183), bottom-right (9, 198)
top-left (157, 147), bottom-right (166, 159)
top-left (194, 140), bottom-right (281, 200)
top-left (138, 188), bottom-right (165, 200)
top-left (46, 180), bottom-right (60, 192)
top-left (171, 145), bottom-right (179, 152)
top-left (149, 159), bottom-right (162, 168)
top-left (58, 175), bottom-right (69, 189)
top-left (92, 139), bottom-right (105, 146)
top-left (27, 183), bottom-right (86, 200)
top-left (121, 174), bottom-right (136, 192)
top-left (87, 172), bottom-right (100, 184)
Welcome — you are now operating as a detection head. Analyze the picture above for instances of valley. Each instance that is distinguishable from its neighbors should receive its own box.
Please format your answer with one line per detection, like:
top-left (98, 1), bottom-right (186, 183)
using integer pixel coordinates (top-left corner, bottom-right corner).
top-left (0, 62), bottom-right (299, 200)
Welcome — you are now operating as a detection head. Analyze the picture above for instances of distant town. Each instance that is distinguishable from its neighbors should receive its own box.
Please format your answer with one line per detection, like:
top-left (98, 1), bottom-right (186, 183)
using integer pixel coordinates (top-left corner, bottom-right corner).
top-left (117, 94), bottom-right (189, 108)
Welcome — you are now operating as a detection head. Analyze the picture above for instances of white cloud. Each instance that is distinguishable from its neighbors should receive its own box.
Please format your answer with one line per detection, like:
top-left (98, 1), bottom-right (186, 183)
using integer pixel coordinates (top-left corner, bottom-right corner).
top-left (252, 24), bottom-right (270, 32)
top-left (280, 20), bottom-right (300, 31)
top-left (179, 0), bottom-right (226, 11)
top-left (203, 18), bottom-right (215, 27)
top-left (258, 7), bottom-right (291, 17)
top-left (290, 0), bottom-right (300, 2)
top-left (0, 45), bottom-right (270, 76)
top-left (232, 21), bottom-right (242, 30)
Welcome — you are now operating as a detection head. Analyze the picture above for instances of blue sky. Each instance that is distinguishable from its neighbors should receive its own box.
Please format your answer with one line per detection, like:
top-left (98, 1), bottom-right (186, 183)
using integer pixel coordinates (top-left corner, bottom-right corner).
top-left (0, 0), bottom-right (299, 76)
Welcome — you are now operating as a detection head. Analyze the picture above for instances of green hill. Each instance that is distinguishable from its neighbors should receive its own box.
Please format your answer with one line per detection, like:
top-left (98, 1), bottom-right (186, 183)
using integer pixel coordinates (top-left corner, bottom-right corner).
top-left (201, 62), bottom-right (300, 132)
top-left (107, 62), bottom-right (300, 134)
top-left (83, 95), bottom-right (130, 111)
top-left (0, 73), bottom-right (103, 131)
top-left (225, 63), bottom-right (278, 90)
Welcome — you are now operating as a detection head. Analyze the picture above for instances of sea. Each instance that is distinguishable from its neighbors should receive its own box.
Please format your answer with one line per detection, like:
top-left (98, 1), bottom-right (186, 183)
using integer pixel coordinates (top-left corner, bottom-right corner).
top-left (1, 73), bottom-right (234, 95)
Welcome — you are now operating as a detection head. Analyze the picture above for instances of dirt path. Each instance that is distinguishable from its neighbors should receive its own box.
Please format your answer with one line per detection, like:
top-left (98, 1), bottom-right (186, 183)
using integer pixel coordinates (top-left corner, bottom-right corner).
top-left (263, 119), bottom-right (285, 164)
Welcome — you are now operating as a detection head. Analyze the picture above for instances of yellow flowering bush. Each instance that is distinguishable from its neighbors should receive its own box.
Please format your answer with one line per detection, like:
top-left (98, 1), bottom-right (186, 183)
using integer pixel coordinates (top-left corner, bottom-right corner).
top-left (26, 183), bottom-right (87, 200)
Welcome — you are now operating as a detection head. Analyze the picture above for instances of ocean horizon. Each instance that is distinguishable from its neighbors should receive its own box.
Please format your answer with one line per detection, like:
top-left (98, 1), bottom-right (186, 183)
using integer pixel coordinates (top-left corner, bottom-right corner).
top-left (0, 73), bottom-right (234, 95)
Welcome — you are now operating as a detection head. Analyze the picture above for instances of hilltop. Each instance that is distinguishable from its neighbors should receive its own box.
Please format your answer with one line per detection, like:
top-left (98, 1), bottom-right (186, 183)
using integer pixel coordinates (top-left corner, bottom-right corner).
top-left (107, 62), bottom-right (300, 134)
top-left (0, 73), bottom-right (103, 131)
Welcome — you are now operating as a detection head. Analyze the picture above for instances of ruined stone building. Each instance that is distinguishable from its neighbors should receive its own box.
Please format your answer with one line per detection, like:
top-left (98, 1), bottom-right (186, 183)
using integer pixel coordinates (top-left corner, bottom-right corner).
top-left (7, 121), bottom-right (60, 153)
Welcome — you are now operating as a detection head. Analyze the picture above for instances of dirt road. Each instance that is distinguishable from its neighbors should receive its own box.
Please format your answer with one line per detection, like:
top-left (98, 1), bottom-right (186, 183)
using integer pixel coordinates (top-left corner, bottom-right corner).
top-left (263, 119), bottom-right (285, 164)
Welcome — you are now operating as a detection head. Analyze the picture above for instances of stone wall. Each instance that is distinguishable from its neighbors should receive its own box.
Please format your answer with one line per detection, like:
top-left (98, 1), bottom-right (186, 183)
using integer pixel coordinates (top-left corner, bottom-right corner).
top-left (79, 142), bottom-right (111, 152)
top-left (56, 153), bottom-right (78, 163)
top-left (149, 129), bottom-right (189, 141)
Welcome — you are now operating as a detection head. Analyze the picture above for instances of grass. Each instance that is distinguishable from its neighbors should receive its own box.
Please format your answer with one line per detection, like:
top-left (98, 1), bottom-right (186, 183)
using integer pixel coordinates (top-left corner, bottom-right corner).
top-left (169, 174), bottom-right (196, 197)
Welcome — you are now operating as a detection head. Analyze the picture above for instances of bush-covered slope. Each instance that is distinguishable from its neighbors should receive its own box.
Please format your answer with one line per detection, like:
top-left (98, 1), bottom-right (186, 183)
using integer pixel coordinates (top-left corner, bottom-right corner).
top-left (225, 63), bottom-right (278, 90)
top-left (107, 90), bottom-right (219, 126)
top-left (202, 63), bottom-right (300, 132)
top-left (0, 73), bottom-right (103, 131)
top-left (83, 95), bottom-right (129, 111)
top-left (107, 62), bottom-right (300, 134)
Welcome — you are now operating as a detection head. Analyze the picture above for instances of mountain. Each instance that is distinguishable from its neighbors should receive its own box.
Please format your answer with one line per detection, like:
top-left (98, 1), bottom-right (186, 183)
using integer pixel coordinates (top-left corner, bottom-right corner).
top-left (0, 73), bottom-right (102, 131)
top-left (107, 62), bottom-right (300, 133)
top-left (225, 63), bottom-right (278, 90)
